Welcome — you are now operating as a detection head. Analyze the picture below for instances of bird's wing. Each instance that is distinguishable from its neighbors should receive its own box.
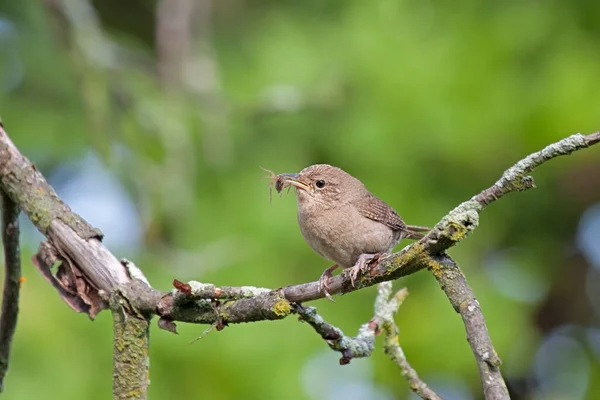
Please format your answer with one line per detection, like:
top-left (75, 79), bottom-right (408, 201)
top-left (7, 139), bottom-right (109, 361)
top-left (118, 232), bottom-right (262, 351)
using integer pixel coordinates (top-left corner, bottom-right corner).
top-left (351, 193), bottom-right (407, 231)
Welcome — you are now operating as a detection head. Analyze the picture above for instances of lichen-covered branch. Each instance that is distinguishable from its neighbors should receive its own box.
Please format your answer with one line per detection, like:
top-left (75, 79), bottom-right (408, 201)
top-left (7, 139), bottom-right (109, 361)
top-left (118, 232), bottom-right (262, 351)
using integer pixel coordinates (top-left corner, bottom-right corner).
top-left (156, 285), bottom-right (292, 327)
top-left (475, 132), bottom-right (600, 207)
top-left (0, 123), bottom-right (129, 298)
top-left (0, 122), bottom-right (151, 399)
top-left (296, 282), bottom-right (441, 399)
top-left (111, 290), bottom-right (151, 400)
top-left (428, 255), bottom-right (507, 399)
top-left (296, 304), bottom-right (376, 365)
top-left (0, 124), bottom-right (101, 241)
top-left (0, 190), bottom-right (21, 392)
top-left (373, 283), bottom-right (441, 400)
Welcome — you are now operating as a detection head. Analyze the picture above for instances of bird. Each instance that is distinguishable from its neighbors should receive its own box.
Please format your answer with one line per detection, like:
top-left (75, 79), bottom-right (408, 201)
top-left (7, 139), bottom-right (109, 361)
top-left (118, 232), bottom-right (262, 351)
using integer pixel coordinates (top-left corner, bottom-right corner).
top-left (276, 164), bottom-right (427, 298)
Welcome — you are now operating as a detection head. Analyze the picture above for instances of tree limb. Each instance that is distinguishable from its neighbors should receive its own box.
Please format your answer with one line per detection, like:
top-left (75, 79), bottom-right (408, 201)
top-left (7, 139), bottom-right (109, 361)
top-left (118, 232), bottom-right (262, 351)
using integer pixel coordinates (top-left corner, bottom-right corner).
top-left (111, 288), bottom-right (151, 400)
top-left (0, 190), bottom-right (21, 392)
top-left (428, 255), bottom-right (507, 399)
top-left (0, 121), bottom-right (152, 399)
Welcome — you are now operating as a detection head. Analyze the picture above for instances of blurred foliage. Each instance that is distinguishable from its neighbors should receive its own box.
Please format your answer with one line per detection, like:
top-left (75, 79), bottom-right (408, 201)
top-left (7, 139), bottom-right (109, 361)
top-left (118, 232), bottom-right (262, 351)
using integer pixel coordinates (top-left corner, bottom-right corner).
top-left (0, 0), bottom-right (600, 399)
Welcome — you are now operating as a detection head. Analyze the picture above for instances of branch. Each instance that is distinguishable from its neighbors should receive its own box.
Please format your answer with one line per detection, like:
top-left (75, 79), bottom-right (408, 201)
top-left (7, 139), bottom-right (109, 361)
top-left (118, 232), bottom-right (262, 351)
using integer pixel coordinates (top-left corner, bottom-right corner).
top-left (421, 132), bottom-right (598, 400)
top-left (428, 255), bottom-right (507, 399)
top-left (155, 282), bottom-right (291, 327)
top-left (373, 283), bottom-right (442, 400)
top-left (0, 190), bottom-right (21, 392)
top-left (0, 123), bottom-right (129, 290)
top-left (475, 132), bottom-right (600, 207)
top-left (296, 305), bottom-right (375, 365)
top-left (297, 282), bottom-right (441, 399)
top-left (111, 288), bottom-right (151, 400)
top-left (0, 121), bottom-right (152, 400)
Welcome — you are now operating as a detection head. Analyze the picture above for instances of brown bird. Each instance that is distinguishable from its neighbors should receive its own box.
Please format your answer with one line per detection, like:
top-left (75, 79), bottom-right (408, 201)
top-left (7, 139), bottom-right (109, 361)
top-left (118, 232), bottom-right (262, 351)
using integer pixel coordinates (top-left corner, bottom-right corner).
top-left (277, 164), bottom-right (427, 298)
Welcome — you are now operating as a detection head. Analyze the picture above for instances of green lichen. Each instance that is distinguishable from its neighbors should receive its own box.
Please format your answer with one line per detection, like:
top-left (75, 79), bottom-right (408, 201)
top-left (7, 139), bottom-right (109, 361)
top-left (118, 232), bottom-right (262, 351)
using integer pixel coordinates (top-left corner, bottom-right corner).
top-left (443, 221), bottom-right (468, 241)
top-left (379, 243), bottom-right (427, 279)
top-left (388, 246), bottom-right (419, 271)
top-left (217, 302), bottom-right (233, 321)
top-left (437, 209), bottom-right (479, 245)
top-left (271, 298), bottom-right (292, 317)
top-left (111, 300), bottom-right (151, 400)
top-left (507, 174), bottom-right (534, 192)
top-left (425, 257), bottom-right (442, 277)
top-left (490, 350), bottom-right (503, 368)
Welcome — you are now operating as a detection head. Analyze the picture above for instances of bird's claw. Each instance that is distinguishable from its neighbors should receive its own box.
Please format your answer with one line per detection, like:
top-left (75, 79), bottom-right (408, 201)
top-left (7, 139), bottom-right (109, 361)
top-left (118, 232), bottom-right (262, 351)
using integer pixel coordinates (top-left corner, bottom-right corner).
top-left (317, 276), bottom-right (334, 302)
top-left (318, 265), bottom-right (338, 302)
top-left (349, 253), bottom-right (380, 287)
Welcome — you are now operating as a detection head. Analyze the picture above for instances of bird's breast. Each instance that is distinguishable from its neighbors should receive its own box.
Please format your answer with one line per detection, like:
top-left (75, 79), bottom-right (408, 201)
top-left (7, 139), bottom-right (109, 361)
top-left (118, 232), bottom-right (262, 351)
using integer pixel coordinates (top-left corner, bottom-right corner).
top-left (297, 204), bottom-right (399, 268)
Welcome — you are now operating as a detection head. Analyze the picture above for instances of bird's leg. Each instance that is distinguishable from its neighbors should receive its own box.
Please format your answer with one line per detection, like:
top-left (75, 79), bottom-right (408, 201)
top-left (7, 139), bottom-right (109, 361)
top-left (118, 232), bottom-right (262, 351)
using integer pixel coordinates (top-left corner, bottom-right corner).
top-left (349, 253), bottom-right (380, 287)
top-left (318, 264), bottom-right (339, 301)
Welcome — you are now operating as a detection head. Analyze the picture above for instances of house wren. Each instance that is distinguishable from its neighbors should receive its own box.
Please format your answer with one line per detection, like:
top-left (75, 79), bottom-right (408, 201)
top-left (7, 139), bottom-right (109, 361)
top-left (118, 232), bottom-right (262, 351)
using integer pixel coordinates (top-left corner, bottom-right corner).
top-left (267, 164), bottom-right (427, 298)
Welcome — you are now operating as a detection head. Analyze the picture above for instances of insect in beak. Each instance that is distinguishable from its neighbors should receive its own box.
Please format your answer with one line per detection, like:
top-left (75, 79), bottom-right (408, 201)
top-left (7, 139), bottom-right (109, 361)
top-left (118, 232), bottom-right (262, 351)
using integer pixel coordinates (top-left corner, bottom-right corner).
top-left (282, 174), bottom-right (311, 192)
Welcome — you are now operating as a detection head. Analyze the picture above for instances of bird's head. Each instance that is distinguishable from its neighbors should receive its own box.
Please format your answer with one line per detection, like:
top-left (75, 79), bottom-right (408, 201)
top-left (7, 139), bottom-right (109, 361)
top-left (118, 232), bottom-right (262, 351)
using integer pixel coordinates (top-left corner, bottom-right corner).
top-left (282, 164), bottom-right (366, 211)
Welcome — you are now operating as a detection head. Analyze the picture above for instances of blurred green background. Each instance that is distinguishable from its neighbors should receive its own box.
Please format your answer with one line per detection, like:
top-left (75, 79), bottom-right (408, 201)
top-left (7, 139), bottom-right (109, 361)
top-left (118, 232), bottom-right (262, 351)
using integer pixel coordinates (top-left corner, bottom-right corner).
top-left (1, 0), bottom-right (600, 399)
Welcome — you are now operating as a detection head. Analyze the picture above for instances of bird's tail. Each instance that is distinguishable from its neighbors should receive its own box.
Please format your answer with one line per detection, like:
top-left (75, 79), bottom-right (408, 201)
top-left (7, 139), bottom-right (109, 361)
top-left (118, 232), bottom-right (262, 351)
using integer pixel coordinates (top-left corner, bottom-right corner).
top-left (403, 224), bottom-right (430, 240)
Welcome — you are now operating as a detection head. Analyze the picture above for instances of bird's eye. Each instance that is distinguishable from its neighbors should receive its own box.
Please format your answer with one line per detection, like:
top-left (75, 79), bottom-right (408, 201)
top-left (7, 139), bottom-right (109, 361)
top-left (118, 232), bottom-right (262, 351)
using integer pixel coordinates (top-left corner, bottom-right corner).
top-left (315, 180), bottom-right (326, 189)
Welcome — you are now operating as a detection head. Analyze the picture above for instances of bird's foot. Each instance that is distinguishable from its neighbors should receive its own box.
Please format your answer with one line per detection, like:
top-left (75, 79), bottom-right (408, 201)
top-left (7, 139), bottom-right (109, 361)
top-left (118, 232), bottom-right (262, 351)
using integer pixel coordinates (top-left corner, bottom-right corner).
top-left (349, 253), bottom-right (381, 287)
top-left (318, 264), bottom-right (339, 301)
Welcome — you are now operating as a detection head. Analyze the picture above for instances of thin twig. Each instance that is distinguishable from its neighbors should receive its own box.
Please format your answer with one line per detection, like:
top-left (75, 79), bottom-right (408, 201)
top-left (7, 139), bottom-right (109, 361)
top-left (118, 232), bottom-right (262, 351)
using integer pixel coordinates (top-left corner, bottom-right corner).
top-left (373, 283), bottom-right (442, 400)
top-left (296, 304), bottom-right (376, 365)
top-left (296, 280), bottom-right (443, 400)
top-left (585, 131), bottom-right (600, 145)
top-left (475, 132), bottom-right (599, 207)
top-left (0, 190), bottom-right (21, 392)
top-left (296, 282), bottom-right (442, 399)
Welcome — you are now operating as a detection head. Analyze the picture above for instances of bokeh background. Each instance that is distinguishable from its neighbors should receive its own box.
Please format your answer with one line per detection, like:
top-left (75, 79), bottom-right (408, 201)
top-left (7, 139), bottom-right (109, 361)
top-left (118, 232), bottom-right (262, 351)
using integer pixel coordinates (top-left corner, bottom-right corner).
top-left (1, 1), bottom-right (600, 399)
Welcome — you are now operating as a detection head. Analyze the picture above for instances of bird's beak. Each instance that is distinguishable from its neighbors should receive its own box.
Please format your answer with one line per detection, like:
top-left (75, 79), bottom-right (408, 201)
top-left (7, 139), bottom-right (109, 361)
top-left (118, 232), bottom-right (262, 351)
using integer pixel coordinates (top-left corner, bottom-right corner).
top-left (281, 173), bottom-right (311, 192)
